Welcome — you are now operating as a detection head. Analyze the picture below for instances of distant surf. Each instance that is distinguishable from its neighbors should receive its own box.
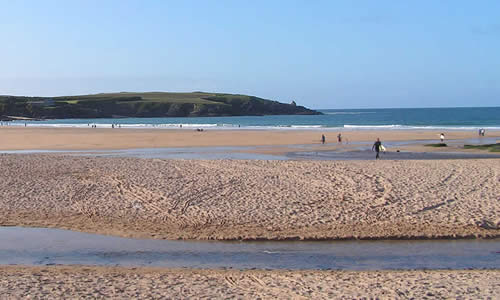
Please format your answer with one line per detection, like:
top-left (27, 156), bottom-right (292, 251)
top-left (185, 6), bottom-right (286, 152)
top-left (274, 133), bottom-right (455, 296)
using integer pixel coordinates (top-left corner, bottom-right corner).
top-left (4, 107), bottom-right (499, 131)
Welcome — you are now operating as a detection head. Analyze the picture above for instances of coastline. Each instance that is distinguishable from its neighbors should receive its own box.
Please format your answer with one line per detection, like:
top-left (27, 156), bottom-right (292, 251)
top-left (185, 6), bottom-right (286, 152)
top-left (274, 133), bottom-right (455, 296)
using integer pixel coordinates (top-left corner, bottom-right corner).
top-left (1, 125), bottom-right (498, 299)
top-left (1, 124), bottom-right (499, 298)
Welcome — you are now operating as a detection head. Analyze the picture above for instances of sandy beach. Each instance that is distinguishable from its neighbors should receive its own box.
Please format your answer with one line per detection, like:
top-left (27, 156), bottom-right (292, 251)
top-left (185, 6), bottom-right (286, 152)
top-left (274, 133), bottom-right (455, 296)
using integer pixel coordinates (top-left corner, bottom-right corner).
top-left (0, 154), bottom-right (498, 240)
top-left (0, 127), bottom-right (498, 152)
top-left (0, 266), bottom-right (498, 298)
top-left (1, 128), bottom-right (499, 298)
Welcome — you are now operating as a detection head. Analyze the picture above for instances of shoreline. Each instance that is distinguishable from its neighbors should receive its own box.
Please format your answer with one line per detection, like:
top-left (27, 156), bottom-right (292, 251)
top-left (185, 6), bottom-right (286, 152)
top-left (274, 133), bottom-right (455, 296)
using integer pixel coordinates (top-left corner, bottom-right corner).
top-left (0, 266), bottom-right (498, 298)
top-left (0, 127), bottom-right (498, 152)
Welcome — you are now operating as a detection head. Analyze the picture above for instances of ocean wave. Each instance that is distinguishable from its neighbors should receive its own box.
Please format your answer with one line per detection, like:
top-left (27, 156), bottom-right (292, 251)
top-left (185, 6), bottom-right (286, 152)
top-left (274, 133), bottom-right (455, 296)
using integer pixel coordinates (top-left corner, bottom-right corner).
top-left (343, 124), bottom-right (500, 130)
top-left (5, 121), bottom-right (500, 131)
top-left (290, 125), bottom-right (324, 128)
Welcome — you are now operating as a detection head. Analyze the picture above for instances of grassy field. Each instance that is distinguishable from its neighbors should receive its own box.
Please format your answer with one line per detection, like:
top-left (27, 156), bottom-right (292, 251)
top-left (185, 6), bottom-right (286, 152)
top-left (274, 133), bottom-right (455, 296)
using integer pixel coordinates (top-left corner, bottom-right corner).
top-left (56, 92), bottom-right (224, 105)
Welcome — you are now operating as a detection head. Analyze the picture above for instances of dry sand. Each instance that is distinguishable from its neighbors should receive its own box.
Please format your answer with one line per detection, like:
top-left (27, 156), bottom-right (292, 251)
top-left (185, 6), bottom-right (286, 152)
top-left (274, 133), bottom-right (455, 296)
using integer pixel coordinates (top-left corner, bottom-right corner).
top-left (0, 155), bottom-right (498, 240)
top-left (0, 266), bottom-right (498, 299)
top-left (0, 127), bottom-right (498, 151)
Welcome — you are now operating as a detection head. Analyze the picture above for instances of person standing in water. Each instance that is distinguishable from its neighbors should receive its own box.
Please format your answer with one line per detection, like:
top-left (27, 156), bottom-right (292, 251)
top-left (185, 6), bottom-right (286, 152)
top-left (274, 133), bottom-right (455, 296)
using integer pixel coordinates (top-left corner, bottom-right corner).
top-left (372, 138), bottom-right (382, 159)
top-left (321, 134), bottom-right (326, 144)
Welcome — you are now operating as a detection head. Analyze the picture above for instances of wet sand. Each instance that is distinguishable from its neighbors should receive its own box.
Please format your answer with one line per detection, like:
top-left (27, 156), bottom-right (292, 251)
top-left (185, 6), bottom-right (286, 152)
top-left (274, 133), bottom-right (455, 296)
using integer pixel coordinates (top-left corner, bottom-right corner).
top-left (289, 149), bottom-right (500, 160)
top-left (0, 127), bottom-right (498, 152)
top-left (0, 155), bottom-right (498, 240)
top-left (0, 266), bottom-right (498, 299)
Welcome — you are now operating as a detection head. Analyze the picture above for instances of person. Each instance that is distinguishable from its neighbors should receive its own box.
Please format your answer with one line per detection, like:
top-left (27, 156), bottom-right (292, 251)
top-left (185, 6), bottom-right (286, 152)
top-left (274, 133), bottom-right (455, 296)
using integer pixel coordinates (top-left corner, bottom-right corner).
top-left (481, 128), bottom-right (486, 136)
top-left (479, 128), bottom-right (483, 136)
top-left (337, 133), bottom-right (342, 143)
top-left (321, 134), bottom-right (326, 144)
top-left (372, 138), bottom-right (382, 159)
top-left (440, 133), bottom-right (445, 142)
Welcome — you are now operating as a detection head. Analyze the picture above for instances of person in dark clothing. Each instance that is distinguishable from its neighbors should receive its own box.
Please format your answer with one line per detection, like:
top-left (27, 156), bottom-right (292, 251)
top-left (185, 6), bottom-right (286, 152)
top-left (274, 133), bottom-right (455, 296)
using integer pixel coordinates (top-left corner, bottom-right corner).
top-left (321, 134), bottom-right (326, 144)
top-left (372, 138), bottom-right (382, 159)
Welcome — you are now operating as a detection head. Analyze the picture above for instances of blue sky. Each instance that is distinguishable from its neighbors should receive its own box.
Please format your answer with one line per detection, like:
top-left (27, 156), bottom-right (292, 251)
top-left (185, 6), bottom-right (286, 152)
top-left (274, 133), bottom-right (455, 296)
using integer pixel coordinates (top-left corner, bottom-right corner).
top-left (0, 0), bottom-right (499, 108)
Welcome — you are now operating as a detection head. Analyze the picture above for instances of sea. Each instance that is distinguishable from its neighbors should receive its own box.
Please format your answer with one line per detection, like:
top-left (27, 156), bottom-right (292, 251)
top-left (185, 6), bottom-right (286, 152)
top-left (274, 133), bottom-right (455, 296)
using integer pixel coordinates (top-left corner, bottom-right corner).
top-left (6, 107), bottom-right (500, 131)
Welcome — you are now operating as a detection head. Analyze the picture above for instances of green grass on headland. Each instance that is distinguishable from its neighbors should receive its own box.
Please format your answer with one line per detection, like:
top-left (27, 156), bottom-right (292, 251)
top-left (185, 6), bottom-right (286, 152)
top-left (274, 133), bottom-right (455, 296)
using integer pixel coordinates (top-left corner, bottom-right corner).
top-left (464, 143), bottom-right (500, 152)
top-left (0, 92), bottom-right (320, 119)
top-left (424, 143), bottom-right (448, 147)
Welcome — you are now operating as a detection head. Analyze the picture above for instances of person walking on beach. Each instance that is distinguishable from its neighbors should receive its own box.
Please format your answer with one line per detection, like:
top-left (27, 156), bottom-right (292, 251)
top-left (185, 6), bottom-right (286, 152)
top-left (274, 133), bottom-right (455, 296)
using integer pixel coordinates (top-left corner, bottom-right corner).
top-left (321, 134), bottom-right (326, 144)
top-left (440, 133), bottom-right (445, 142)
top-left (337, 133), bottom-right (342, 143)
top-left (372, 138), bottom-right (382, 159)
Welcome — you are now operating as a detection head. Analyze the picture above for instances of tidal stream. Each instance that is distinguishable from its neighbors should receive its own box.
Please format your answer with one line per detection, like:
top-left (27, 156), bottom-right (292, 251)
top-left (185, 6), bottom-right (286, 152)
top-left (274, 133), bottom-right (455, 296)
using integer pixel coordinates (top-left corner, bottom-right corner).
top-left (1, 227), bottom-right (498, 270)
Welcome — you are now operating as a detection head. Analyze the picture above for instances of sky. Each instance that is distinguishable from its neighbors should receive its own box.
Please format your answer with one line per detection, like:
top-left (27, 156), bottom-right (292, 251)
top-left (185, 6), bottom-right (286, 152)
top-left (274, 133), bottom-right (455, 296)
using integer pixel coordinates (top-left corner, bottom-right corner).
top-left (0, 0), bottom-right (499, 109)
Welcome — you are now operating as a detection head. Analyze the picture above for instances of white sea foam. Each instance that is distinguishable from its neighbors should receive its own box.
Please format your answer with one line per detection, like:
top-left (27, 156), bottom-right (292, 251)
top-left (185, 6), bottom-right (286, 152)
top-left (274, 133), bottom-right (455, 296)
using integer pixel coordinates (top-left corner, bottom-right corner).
top-left (5, 121), bottom-right (500, 131)
top-left (343, 124), bottom-right (500, 130)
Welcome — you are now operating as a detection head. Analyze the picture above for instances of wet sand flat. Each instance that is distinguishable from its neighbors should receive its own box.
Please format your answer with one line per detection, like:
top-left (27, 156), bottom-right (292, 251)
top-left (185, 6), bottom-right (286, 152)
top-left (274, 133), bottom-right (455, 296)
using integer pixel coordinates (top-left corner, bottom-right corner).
top-left (0, 266), bottom-right (498, 299)
top-left (0, 127), bottom-right (498, 151)
top-left (0, 155), bottom-right (498, 240)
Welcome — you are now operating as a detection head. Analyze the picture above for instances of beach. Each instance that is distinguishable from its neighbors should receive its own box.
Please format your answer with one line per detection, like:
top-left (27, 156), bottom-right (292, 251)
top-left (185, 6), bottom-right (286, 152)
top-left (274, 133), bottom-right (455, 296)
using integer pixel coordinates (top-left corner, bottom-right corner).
top-left (3, 0), bottom-right (499, 296)
top-left (0, 266), bottom-right (498, 298)
top-left (0, 154), bottom-right (498, 240)
top-left (1, 127), bottom-right (499, 298)
top-left (0, 127), bottom-right (498, 152)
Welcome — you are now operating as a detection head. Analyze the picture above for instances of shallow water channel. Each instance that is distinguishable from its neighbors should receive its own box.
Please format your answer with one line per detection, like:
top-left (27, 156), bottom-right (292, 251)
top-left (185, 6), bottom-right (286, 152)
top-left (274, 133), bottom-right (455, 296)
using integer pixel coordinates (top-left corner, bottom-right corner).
top-left (1, 138), bottom-right (498, 160)
top-left (1, 227), bottom-right (498, 270)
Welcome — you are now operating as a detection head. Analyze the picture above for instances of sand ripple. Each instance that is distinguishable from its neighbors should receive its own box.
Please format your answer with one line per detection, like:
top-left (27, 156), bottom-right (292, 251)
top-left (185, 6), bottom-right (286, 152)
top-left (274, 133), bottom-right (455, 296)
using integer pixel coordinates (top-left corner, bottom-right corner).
top-left (0, 266), bottom-right (498, 299)
top-left (0, 155), bottom-right (498, 240)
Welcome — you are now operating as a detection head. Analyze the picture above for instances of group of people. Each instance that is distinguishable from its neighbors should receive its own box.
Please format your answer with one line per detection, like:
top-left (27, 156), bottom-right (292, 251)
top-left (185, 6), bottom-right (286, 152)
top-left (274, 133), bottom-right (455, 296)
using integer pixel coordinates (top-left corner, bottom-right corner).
top-left (320, 129), bottom-right (493, 160)
top-left (321, 133), bottom-right (343, 144)
top-left (321, 133), bottom-right (384, 159)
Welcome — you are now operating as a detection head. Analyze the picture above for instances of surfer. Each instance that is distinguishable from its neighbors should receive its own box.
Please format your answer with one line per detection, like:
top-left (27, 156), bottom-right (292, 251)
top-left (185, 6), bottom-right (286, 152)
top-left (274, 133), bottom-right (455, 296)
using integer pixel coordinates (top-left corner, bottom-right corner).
top-left (372, 138), bottom-right (382, 159)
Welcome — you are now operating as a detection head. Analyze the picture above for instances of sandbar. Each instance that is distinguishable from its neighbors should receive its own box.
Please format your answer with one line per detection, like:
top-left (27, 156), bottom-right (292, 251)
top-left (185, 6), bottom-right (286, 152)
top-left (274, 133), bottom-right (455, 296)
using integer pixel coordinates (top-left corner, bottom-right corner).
top-left (0, 155), bottom-right (498, 240)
